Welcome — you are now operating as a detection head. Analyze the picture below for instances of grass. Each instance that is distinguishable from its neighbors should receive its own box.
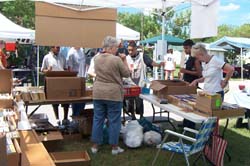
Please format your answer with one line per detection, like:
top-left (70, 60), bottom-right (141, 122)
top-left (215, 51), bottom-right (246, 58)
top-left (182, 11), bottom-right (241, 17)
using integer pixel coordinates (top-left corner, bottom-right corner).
top-left (47, 119), bottom-right (250, 166)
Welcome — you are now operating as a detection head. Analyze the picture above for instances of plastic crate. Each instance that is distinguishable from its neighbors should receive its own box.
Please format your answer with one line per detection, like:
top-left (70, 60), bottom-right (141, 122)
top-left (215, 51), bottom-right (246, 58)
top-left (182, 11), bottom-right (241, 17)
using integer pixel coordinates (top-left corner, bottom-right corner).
top-left (123, 86), bottom-right (141, 97)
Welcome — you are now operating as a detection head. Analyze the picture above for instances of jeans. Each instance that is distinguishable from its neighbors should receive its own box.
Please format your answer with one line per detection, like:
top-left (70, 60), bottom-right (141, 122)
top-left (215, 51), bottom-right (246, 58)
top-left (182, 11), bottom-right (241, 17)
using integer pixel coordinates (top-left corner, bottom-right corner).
top-left (91, 100), bottom-right (122, 145)
top-left (72, 103), bottom-right (86, 116)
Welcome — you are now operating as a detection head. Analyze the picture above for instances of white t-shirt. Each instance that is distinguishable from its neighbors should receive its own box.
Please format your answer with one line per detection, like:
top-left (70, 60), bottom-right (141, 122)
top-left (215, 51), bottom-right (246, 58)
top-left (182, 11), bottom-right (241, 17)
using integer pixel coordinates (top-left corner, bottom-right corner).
top-left (66, 47), bottom-right (86, 77)
top-left (87, 53), bottom-right (100, 77)
top-left (41, 51), bottom-right (66, 71)
top-left (164, 53), bottom-right (176, 70)
top-left (203, 55), bottom-right (225, 94)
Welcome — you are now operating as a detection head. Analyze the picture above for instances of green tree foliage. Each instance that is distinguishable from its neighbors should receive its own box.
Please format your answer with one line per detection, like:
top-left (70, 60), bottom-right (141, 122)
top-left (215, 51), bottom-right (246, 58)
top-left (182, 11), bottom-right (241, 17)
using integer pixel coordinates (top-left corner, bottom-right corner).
top-left (203, 24), bottom-right (250, 43)
top-left (118, 12), bottom-right (161, 40)
top-left (118, 9), bottom-right (191, 40)
top-left (0, 0), bottom-right (35, 29)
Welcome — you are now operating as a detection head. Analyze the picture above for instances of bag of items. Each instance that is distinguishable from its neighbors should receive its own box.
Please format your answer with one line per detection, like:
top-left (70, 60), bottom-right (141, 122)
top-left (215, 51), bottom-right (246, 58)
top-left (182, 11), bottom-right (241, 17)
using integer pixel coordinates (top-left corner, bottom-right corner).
top-left (143, 131), bottom-right (162, 146)
top-left (122, 120), bottom-right (143, 148)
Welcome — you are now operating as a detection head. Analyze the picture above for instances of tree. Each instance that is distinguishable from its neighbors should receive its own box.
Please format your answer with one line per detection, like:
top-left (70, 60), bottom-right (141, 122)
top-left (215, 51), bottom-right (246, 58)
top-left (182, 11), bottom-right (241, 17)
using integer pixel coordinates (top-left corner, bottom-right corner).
top-left (0, 0), bottom-right (35, 29)
top-left (118, 12), bottom-right (161, 40)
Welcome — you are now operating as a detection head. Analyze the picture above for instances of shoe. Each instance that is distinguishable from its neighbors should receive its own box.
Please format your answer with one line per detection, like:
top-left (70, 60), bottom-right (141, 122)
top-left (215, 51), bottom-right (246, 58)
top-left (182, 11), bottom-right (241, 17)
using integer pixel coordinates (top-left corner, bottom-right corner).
top-left (91, 147), bottom-right (98, 154)
top-left (62, 119), bottom-right (70, 126)
top-left (112, 147), bottom-right (124, 155)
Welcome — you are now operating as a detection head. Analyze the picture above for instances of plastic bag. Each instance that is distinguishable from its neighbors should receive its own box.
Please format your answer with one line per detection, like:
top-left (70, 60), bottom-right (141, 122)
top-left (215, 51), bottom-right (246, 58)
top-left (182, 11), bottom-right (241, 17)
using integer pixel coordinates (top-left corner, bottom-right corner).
top-left (123, 120), bottom-right (143, 148)
top-left (143, 131), bottom-right (162, 146)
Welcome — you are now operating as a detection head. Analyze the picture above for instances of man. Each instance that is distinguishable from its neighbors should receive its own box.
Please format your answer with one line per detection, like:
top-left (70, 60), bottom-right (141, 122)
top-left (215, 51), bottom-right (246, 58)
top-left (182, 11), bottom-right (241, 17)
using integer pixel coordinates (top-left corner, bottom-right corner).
top-left (125, 41), bottom-right (164, 119)
top-left (180, 39), bottom-right (202, 83)
top-left (41, 46), bottom-right (70, 125)
top-left (180, 39), bottom-right (202, 128)
top-left (66, 47), bottom-right (86, 116)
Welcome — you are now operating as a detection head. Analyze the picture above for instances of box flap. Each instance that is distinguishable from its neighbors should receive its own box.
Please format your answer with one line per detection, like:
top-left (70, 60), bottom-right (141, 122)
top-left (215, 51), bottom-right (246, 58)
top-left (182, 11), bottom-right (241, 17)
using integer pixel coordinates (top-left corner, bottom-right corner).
top-left (45, 71), bottom-right (77, 77)
top-left (150, 81), bottom-right (166, 91)
top-left (0, 69), bottom-right (13, 93)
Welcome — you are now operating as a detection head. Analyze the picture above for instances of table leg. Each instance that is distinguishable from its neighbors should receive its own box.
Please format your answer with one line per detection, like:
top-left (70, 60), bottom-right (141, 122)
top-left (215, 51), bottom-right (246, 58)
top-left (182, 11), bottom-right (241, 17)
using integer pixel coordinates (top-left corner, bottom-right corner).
top-left (28, 105), bottom-right (42, 118)
top-left (151, 104), bottom-right (176, 131)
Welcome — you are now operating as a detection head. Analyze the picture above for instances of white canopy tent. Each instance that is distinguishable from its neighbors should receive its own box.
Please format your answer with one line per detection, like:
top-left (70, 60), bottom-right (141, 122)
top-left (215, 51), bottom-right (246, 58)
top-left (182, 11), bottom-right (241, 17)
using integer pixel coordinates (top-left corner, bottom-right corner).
top-left (116, 23), bottom-right (140, 40)
top-left (0, 12), bottom-right (35, 42)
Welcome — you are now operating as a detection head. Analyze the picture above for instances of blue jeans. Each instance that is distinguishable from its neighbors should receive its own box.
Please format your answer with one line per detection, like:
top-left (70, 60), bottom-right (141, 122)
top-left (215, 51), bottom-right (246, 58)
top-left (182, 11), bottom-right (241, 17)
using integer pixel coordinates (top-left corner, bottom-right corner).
top-left (91, 100), bottom-right (122, 145)
top-left (72, 103), bottom-right (86, 116)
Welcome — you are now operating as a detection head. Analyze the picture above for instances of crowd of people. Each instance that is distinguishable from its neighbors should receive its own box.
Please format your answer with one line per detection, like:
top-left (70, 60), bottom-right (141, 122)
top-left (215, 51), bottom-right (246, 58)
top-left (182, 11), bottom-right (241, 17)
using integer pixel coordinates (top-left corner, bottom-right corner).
top-left (1, 36), bottom-right (234, 155)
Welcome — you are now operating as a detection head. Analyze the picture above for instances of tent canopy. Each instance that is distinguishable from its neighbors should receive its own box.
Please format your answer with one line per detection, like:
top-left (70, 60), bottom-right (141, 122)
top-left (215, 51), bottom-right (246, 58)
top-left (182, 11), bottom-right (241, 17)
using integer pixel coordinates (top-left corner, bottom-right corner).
top-left (140, 34), bottom-right (184, 46)
top-left (38, 0), bottom-right (184, 9)
top-left (116, 23), bottom-right (140, 40)
top-left (210, 36), bottom-right (250, 80)
top-left (0, 12), bottom-right (35, 41)
top-left (210, 36), bottom-right (250, 49)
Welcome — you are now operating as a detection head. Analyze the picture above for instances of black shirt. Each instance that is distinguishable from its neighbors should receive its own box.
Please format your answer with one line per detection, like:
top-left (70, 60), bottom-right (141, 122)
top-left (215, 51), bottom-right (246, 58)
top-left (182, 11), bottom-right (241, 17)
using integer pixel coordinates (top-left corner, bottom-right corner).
top-left (183, 56), bottom-right (199, 83)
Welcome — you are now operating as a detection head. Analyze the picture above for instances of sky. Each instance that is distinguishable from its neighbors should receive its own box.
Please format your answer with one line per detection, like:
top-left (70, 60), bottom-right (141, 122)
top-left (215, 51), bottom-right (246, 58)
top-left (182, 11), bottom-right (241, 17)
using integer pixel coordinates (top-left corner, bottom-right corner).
top-left (118, 0), bottom-right (250, 26)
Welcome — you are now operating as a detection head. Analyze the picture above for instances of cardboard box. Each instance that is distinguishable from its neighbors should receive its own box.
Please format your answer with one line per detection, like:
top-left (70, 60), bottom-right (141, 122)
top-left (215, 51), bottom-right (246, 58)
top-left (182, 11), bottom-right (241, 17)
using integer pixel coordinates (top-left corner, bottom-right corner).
top-left (45, 77), bottom-right (85, 100)
top-left (195, 93), bottom-right (222, 115)
top-left (167, 94), bottom-right (197, 112)
top-left (0, 69), bottom-right (13, 93)
top-left (72, 109), bottom-right (93, 136)
top-left (7, 138), bottom-right (21, 166)
top-left (37, 131), bottom-right (63, 142)
top-left (38, 131), bottom-right (63, 152)
top-left (50, 151), bottom-right (90, 166)
top-left (44, 71), bottom-right (77, 77)
top-left (21, 92), bottom-right (32, 102)
top-left (150, 80), bottom-right (196, 98)
top-left (194, 102), bottom-right (245, 119)
top-left (35, 1), bottom-right (116, 48)
top-left (22, 143), bottom-right (55, 166)
top-left (19, 130), bottom-right (40, 144)
top-left (0, 99), bottom-right (14, 109)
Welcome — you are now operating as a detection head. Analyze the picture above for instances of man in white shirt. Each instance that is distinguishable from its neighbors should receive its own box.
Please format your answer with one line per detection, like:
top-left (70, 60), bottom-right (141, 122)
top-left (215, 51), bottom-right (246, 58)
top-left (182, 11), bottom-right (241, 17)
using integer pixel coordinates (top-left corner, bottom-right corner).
top-left (66, 47), bottom-right (86, 116)
top-left (41, 46), bottom-right (70, 125)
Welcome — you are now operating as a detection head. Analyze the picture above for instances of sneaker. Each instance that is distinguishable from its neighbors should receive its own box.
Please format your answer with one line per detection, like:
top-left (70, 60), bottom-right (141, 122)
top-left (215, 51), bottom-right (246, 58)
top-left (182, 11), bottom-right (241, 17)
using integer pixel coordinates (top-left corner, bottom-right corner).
top-left (111, 147), bottom-right (124, 155)
top-left (91, 147), bottom-right (98, 154)
top-left (62, 119), bottom-right (70, 126)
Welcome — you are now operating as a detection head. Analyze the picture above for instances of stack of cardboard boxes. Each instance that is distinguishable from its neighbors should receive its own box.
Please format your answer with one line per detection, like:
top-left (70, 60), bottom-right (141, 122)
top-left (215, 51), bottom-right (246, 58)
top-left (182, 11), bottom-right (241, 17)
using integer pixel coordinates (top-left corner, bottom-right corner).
top-left (0, 69), bottom-right (21, 166)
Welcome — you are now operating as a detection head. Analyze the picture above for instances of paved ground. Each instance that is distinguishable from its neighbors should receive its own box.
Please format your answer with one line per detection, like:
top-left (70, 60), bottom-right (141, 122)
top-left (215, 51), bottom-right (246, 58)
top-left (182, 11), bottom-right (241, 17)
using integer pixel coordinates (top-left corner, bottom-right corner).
top-left (27, 80), bottom-right (248, 127)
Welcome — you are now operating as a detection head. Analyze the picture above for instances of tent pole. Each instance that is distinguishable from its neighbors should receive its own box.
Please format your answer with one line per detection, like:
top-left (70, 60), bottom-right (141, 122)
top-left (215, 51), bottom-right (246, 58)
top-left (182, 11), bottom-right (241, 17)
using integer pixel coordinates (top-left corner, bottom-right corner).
top-left (36, 45), bottom-right (40, 86)
top-left (241, 47), bottom-right (243, 81)
top-left (161, 0), bottom-right (166, 80)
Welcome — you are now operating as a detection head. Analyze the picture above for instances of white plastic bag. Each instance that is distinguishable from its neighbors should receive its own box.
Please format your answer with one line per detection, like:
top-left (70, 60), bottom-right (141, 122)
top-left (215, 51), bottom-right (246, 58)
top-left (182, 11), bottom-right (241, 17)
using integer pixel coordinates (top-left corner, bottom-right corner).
top-left (123, 120), bottom-right (143, 148)
top-left (143, 131), bottom-right (162, 146)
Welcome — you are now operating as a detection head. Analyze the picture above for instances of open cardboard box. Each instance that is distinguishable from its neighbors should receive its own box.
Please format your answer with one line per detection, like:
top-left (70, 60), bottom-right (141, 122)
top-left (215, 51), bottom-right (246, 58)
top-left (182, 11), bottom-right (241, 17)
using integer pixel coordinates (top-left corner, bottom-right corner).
top-left (195, 93), bottom-right (222, 115)
top-left (150, 80), bottom-right (196, 98)
top-left (45, 77), bottom-right (85, 100)
top-left (50, 151), bottom-right (90, 166)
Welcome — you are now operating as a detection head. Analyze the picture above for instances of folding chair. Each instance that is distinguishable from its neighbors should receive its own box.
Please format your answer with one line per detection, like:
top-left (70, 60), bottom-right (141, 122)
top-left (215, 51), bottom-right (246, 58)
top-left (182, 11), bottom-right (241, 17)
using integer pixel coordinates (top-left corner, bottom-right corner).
top-left (152, 117), bottom-right (217, 166)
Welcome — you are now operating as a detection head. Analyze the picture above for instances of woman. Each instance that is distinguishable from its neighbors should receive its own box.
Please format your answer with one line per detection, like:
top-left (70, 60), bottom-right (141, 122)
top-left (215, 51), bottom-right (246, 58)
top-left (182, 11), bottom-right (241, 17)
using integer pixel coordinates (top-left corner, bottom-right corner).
top-left (91, 36), bottom-right (130, 155)
top-left (190, 43), bottom-right (234, 100)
